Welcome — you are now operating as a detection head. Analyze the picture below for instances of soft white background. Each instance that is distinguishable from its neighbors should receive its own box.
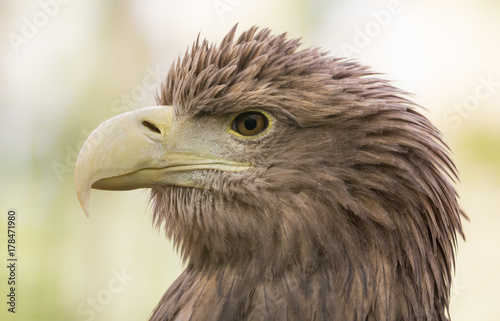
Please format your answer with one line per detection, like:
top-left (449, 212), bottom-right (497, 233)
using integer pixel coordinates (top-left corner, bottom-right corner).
top-left (1, 0), bottom-right (499, 320)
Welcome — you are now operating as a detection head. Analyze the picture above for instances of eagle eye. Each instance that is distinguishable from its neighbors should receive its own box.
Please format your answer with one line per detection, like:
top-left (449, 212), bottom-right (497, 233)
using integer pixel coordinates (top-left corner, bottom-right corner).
top-left (231, 112), bottom-right (269, 137)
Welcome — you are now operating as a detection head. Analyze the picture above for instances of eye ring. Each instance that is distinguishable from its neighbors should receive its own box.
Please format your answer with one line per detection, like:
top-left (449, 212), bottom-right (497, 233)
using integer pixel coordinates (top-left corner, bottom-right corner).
top-left (231, 111), bottom-right (269, 137)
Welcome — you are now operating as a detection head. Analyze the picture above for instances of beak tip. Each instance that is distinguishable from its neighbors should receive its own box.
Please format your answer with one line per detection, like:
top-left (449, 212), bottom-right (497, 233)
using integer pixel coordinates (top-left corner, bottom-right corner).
top-left (75, 177), bottom-right (91, 218)
top-left (75, 158), bottom-right (92, 217)
top-left (83, 206), bottom-right (90, 218)
top-left (77, 191), bottom-right (91, 217)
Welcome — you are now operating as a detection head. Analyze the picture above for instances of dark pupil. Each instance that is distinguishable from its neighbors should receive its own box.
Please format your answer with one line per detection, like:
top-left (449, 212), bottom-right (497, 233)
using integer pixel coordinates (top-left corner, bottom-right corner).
top-left (244, 117), bottom-right (257, 130)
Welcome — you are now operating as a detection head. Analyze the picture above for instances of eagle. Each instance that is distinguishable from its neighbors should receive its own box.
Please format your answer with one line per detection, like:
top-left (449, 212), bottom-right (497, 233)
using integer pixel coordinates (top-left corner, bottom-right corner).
top-left (75, 25), bottom-right (464, 321)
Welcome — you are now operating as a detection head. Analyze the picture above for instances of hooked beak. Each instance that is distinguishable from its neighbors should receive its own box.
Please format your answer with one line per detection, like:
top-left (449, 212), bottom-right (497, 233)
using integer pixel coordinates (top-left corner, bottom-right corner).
top-left (74, 106), bottom-right (251, 216)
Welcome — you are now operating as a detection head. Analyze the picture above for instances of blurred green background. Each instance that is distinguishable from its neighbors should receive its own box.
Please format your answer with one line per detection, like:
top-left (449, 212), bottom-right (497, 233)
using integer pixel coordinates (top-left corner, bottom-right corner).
top-left (0, 0), bottom-right (499, 320)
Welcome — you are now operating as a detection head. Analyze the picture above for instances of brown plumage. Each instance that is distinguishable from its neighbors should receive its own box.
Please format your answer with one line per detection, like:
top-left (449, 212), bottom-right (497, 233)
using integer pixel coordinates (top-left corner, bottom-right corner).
top-left (150, 26), bottom-right (464, 320)
top-left (76, 25), bottom-right (465, 321)
top-left (144, 28), bottom-right (462, 320)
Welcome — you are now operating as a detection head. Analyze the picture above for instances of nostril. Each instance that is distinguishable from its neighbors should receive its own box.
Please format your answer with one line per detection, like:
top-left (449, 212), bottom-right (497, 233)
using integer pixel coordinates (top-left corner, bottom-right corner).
top-left (141, 120), bottom-right (162, 134)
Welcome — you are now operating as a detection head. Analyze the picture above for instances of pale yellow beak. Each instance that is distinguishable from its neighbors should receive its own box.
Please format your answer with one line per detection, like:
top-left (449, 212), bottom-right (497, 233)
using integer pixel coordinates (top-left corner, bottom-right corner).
top-left (74, 106), bottom-right (251, 216)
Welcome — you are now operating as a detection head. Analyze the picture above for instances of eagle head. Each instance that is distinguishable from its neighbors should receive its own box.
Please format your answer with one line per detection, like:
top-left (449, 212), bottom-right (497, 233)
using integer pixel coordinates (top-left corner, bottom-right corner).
top-left (75, 25), bottom-right (464, 320)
